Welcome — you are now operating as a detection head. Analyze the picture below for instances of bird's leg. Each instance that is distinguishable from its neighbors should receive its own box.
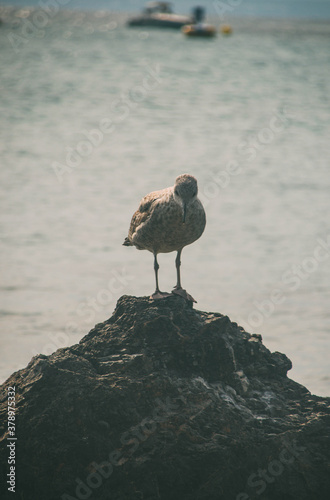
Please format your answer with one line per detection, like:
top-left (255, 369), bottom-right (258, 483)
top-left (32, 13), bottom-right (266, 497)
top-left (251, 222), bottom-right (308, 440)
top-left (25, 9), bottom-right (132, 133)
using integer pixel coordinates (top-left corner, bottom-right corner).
top-left (172, 249), bottom-right (196, 303)
top-left (154, 253), bottom-right (161, 292)
top-left (151, 253), bottom-right (171, 300)
top-left (174, 248), bottom-right (182, 290)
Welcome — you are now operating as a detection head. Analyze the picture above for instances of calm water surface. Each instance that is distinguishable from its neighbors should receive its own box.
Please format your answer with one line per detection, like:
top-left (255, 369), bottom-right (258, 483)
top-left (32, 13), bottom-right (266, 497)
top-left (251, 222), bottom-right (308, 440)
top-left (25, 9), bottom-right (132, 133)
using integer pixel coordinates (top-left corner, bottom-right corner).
top-left (0, 7), bottom-right (330, 395)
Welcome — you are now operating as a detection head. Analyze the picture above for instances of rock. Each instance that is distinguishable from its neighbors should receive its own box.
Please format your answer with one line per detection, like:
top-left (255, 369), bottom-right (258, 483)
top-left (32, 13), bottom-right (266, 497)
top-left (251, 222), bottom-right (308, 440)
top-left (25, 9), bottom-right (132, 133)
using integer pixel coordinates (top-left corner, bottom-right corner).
top-left (0, 295), bottom-right (329, 500)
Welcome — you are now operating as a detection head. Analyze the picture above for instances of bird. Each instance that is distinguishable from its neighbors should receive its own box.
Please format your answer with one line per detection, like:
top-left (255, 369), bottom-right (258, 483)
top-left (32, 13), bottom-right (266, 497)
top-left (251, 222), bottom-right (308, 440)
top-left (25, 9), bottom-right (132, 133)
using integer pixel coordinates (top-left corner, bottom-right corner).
top-left (123, 174), bottom-right (206, 302)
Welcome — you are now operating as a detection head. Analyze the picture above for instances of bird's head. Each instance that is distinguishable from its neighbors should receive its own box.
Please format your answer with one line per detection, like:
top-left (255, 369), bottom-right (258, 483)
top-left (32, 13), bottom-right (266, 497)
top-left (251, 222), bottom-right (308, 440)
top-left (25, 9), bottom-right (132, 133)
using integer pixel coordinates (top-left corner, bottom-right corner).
top-left (173, 174), bottom-right (198, 223)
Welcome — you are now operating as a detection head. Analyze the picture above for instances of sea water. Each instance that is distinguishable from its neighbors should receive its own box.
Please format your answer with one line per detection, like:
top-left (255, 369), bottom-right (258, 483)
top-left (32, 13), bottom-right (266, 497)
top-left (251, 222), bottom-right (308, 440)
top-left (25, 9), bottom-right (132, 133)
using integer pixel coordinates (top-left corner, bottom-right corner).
top-left (0, 5), bottom-right (330, 395)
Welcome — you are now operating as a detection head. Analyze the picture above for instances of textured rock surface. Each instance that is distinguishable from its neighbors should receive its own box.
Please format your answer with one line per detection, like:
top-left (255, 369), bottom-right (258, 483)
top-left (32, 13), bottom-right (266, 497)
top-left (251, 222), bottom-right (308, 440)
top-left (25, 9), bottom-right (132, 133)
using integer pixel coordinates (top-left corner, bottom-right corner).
top-left (0, 295), bottom-right (329, 500)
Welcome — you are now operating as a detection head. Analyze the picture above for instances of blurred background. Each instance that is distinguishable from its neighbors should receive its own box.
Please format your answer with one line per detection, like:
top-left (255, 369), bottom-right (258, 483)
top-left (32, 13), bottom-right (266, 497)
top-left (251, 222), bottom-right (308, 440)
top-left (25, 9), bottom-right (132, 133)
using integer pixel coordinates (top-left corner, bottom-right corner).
top-left (0, 0), bottom-right (329, 395)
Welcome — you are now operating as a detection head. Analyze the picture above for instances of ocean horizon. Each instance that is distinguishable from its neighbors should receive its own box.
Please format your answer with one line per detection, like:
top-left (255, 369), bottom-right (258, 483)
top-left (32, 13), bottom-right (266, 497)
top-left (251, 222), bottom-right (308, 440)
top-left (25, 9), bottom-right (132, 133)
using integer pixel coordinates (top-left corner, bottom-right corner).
top-left (2, 0), bottom-right (330, 20)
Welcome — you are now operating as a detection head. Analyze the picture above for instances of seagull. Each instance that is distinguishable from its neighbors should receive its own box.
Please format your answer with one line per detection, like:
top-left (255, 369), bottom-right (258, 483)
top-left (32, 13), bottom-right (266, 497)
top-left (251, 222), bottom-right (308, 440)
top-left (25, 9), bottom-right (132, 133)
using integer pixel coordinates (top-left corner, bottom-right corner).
top-left (123, 174), bottom-right (206, 301)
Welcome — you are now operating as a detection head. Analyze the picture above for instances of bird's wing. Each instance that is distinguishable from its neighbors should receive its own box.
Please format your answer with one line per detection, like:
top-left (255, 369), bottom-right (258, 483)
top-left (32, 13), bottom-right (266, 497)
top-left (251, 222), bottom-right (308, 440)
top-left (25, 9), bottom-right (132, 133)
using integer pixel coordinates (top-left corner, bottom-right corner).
top-left (138, 189), bottom-right (164, 212)
top-left (128, 190), bottom-right (165, 239)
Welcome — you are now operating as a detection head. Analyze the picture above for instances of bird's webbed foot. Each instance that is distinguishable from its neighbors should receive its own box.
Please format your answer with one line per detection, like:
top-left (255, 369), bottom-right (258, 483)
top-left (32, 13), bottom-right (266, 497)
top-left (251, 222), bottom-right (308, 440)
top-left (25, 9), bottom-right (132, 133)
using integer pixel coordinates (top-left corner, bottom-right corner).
top-left (171, 286), bottom-right (197, 303)
top-left (150, 290), bottom-right (172, 300)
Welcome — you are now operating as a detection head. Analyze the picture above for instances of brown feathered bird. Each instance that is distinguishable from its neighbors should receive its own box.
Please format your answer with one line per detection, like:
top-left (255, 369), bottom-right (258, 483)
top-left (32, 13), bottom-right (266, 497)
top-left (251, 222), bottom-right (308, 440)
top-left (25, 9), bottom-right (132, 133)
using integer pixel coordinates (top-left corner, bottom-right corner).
top-left (123, 174), bottom-right (206, 301)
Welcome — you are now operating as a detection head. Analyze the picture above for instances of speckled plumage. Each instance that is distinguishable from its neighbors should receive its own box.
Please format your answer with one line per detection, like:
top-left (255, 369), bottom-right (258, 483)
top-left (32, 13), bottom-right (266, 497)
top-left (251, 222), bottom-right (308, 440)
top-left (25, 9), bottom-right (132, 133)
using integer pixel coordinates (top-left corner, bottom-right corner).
top-left (124, 177), bottom-right (205, 253)
top-left (123, 174), bottom-right (206, 300)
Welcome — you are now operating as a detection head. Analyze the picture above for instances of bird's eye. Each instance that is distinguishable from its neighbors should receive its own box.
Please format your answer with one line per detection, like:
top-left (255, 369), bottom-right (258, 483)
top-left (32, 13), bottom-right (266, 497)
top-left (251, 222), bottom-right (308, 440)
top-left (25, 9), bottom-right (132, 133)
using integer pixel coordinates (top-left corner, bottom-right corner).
top-left (174, 188), bottom-right (179, 195)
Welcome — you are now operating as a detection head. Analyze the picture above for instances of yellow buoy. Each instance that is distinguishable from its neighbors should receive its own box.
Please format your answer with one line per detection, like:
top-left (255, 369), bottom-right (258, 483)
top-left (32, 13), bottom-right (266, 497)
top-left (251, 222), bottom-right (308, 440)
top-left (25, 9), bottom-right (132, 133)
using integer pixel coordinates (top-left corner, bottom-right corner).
top-left (220, 24), bottom-right (232, 35)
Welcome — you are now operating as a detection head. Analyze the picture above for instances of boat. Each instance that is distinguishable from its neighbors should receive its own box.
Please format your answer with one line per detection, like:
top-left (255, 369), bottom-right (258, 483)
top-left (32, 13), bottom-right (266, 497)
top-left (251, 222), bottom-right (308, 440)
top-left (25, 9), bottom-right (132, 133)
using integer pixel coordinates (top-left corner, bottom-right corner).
top-left (182, 6), bottom-right (216, 38)
top-left (182, 24), bottom-right (216, 38)
top-left (127, 2), bottom-right (193, 29)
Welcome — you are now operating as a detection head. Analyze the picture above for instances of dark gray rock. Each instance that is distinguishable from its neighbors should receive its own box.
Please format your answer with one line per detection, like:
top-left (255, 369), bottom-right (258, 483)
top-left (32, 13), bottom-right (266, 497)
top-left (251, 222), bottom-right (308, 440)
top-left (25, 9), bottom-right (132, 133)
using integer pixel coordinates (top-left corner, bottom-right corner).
top-left (0, 295), bottom-right (329, 500)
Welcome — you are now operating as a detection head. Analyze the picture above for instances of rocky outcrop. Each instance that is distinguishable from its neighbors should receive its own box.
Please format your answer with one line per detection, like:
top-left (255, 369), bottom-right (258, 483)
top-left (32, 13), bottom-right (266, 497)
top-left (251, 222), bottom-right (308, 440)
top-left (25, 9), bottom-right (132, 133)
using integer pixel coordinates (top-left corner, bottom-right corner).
top-left (0, 295), bottom-right (329, 500)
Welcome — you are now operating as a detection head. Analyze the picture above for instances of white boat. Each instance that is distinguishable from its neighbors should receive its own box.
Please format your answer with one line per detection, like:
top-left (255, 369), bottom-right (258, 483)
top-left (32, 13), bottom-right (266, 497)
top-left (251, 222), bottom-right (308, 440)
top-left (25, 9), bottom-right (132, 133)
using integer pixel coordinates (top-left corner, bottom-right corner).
top-left (127, 2), bottom-right (193, 29)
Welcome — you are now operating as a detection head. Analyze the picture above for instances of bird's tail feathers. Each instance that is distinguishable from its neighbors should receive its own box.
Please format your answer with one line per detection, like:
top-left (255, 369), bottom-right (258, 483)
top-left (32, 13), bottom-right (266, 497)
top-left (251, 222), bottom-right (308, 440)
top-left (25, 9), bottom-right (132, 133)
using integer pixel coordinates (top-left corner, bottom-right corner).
top-left (123, 237), bottom-right (133, 247)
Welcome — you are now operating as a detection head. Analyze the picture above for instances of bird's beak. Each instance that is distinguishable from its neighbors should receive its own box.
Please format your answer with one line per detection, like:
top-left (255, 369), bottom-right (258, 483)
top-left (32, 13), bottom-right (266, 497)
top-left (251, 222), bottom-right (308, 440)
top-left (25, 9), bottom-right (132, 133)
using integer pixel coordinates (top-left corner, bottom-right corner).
top-left (182, 204), bottom-right (187, 224)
